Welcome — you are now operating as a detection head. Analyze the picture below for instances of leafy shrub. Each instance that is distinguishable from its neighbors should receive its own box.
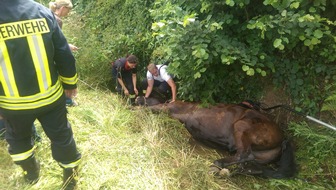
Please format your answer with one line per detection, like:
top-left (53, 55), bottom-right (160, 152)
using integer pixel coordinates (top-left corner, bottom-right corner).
top-left (66, 0), bottom-right (155, 90)
top-left (50, 0), bottom-right (336, 114)
top-left (150, 0), bottom-right (336, 114)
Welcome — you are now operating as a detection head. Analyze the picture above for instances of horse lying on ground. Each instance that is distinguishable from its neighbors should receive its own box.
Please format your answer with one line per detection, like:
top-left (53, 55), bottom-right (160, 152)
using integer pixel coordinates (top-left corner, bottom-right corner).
top-left (138, 98), bottom-right (296, 178)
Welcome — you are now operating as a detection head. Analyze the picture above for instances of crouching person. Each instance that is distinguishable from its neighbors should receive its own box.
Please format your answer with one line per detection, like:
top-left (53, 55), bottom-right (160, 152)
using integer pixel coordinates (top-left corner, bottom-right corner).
top-left (142, 63), bottom-right (177, 103)
top-left (0, 0), bottom-right (81, 189)
top-left (111, 55), bottom-right (139, 105)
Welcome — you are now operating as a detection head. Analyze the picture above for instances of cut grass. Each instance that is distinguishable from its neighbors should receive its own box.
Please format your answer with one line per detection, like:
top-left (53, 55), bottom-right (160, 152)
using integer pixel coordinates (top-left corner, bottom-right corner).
top-left (0, 86), bottom-right (335, 189)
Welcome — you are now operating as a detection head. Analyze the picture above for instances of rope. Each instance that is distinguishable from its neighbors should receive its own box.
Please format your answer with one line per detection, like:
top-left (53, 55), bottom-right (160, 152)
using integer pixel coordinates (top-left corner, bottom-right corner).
top-left (259, 103), bottom-right (336, 131)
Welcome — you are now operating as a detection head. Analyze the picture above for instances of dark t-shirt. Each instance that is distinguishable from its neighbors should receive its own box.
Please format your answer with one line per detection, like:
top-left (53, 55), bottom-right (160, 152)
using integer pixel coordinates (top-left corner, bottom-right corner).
top-left (112, 57), bottom-right (137, 78)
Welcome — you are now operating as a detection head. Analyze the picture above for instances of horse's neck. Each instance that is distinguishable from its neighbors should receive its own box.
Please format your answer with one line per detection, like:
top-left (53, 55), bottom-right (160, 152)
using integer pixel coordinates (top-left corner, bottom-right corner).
top-left (167, 101), bottom-right (196, 114)
top-left (146, 97), bottom-right (161, 106)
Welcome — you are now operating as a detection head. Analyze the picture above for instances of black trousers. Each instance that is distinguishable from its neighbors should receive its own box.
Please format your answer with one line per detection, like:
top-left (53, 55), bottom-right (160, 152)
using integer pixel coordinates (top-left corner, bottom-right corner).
top-left (113, 73), bottom-right (137, 105)
top-left (115, 73), bottom-right (135, 95)
top-left (3, 96), bottom-right (81, 165)
top-left (141, 79), bottom-right (171, 99)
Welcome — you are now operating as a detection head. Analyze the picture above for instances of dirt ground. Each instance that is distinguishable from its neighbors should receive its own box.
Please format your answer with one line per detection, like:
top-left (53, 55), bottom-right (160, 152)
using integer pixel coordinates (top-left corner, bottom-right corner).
top-left (259, 85), bottom-right (297, 127)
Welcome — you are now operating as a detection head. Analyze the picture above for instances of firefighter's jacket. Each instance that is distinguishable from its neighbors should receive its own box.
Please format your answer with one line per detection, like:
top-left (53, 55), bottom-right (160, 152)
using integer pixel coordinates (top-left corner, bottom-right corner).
top-left (0, 0), bottom-right (77, 114)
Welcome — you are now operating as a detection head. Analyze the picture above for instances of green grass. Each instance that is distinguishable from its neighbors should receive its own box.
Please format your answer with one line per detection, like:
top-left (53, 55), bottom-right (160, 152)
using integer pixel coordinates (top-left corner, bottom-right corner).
top-left (0, 85), bottom-right (335, 190)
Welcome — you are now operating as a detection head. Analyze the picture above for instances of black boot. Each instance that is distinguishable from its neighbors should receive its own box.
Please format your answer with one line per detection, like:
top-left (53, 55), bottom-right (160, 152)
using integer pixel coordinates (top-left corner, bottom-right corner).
top-left (18, 156), bottom-right (40, 184)
top-left (62, 167), bottom-right (78, 190)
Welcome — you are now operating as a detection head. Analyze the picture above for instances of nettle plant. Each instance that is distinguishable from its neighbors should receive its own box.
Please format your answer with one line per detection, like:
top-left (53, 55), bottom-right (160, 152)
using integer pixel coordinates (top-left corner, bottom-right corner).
top-left (150, 0), bottom-right (336, 114)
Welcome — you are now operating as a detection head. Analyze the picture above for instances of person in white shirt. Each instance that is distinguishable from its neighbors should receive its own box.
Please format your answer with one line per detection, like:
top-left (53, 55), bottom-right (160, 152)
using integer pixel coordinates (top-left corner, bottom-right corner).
top-left (142, 63), bottom-right (176, 103)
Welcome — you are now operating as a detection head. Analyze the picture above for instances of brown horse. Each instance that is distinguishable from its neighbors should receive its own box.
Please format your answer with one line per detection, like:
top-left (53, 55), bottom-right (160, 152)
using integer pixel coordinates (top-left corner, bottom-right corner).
top-left (147, 100), bottom-right (296, 178)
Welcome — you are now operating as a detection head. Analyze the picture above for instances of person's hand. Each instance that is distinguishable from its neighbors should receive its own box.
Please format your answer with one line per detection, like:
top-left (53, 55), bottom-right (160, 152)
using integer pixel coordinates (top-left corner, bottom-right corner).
top-left (69, 44), bottom-right (79, 51)
top-left (64, 88), bottom-right (78, 99)
top-left (134, 88), bottom-right (138, 95)
top-left (124, 89), bottom-right (129, 96)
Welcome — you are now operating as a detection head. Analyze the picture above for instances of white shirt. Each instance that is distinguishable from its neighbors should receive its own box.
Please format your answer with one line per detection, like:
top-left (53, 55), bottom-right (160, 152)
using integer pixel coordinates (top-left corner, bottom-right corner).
top-left (146, 65), bottom-right (171, 82)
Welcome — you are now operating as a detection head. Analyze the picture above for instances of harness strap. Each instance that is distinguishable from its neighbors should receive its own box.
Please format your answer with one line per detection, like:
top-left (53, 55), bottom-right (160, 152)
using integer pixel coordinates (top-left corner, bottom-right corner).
top-left (151, 64), bottom-right (164, 78)
top-left (237, 100), bottom-right (261, 111)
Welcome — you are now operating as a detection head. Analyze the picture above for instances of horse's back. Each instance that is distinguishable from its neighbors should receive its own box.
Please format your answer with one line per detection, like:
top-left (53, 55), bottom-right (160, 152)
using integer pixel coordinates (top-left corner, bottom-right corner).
top-left (168, 103), bottom-right (248, 151)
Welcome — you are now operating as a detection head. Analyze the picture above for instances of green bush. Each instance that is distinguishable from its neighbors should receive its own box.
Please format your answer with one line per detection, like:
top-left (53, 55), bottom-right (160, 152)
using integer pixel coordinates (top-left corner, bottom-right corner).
top-left (47, 0), bottom-right (336, 114)
top-left (150, 0), bottom-right (336, 114)
top-left (66, 0), bottom-right (155, 90)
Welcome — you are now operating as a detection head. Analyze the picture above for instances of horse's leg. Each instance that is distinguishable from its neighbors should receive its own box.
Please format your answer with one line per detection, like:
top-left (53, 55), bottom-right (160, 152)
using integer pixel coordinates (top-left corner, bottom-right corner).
top-left (213, 121), bottom-right (254, 168)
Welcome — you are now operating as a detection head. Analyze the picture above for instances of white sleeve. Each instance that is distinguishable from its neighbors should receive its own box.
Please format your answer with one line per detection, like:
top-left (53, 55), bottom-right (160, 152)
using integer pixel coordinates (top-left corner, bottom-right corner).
top-left (160, 66), bottom-right (172, 81)
top-left (146, 71), bottom-right (154, 80)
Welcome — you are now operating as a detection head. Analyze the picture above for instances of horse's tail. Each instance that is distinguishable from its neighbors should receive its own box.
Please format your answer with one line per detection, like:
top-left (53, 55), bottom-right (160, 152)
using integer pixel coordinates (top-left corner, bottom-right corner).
top-left (261, 139), bottom-right (297, 179)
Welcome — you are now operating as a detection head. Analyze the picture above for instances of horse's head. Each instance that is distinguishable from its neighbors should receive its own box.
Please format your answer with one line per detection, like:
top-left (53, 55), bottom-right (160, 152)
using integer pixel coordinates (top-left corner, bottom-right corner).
top-left (135, 96), bottom-right (147, 106)
top-left (135, 96), bottom-right (162, 106)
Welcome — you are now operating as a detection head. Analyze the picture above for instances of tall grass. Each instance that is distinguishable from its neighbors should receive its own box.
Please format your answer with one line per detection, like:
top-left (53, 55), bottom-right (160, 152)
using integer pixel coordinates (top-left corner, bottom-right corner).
top-left (0, 86), bottom-right (229, 190)
top-left (0, 85), bottom-right (335, 189)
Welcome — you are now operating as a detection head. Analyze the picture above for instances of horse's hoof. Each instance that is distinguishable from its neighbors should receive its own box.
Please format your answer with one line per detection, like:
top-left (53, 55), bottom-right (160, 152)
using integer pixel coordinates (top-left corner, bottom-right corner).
top-left (219, 168), bottom-right (231, 177)
top-left (208, 165), bottom-right (221, 175)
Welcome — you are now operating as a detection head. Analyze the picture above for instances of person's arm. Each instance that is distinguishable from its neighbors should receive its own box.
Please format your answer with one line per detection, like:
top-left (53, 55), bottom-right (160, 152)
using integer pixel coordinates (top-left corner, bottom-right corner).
top-left (132, 73), bottom-right (138, 95)
top-left (117, 78), bottom-right (129, 95)
top-left (167, 78), bottom-right (176, 103)
top-left (145, 79), bottom-right (154, 98)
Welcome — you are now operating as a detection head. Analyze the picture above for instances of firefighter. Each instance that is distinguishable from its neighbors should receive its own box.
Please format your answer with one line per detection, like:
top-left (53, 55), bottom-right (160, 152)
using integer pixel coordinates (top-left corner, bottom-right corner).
top-left (0, 0), bottom-right (81, 189)
top-left (111, 55), bottom-right (139, 105)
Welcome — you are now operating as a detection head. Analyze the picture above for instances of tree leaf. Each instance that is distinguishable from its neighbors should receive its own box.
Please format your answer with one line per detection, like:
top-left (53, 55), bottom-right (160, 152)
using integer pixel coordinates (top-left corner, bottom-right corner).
top-left (247, 68), bottom-right (255, 76)
top-left (290, 2), bottom-right (300, 9)
top-left (194, 72), bottom-right (201, 79)
top-left (242, 65), bottom-right (249, 71)
top-left (311, 37), bottom-right (320, 45)
top-left (273, 38), bottom-right (282, 48)
top-left (304, 39), bottom-right (311, 46)
top-left (313, 29), bottom-right (323, 39)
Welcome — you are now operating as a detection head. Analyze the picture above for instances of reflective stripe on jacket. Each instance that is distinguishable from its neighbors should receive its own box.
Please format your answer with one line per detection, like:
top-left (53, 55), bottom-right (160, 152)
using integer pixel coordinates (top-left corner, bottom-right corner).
top-left (0, 0), bottom-right (77, 113)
